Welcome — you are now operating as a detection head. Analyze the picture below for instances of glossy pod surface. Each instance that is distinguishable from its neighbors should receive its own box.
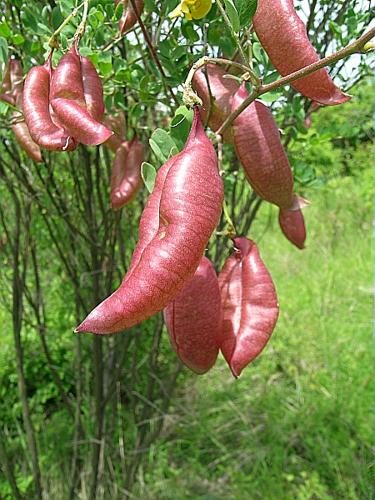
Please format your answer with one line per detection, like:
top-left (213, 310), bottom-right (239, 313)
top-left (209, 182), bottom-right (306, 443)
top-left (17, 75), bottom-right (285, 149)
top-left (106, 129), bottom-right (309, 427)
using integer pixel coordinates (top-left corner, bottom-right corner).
top-left (12, 121), bottom-right (43, 163)
top-left (192, 64), bottom-right (239, 143)
top-left (2, 59), bottom-right (43, 161)
top-left (9, 60), bottom-right (23, 106)
top-left (80, 55), bottom-right (105, 121)
top-left (279, 206), bottom-right (306, 249)
top-left (76, 107), bottom-right (223, 334)
top-left (164, 256), bottom-right (222, 374)
top-left (232, 85), bottom-right (294, 210)
top-left (50, 46), bottom-right (111, 146)
top-left (219, 237), bottom-right (279, 377)
top-left (23, 57), bottom-right (76, 151)
top-left (116, 0), bottom-right (144, 34)
top-left (111, 137), bottom-right (144, 210)
top-left (253, 0), bottom-right (350, 106)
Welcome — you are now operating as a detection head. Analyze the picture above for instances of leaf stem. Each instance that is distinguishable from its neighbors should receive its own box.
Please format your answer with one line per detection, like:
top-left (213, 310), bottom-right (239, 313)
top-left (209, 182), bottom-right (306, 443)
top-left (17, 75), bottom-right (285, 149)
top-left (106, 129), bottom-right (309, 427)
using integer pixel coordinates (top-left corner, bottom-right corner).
top-left (74, 0), bottom-right (90, 44)
top-left (215, 0), bottom-right (261, 87)
top-left (48, 1), bottom-right (86, 48)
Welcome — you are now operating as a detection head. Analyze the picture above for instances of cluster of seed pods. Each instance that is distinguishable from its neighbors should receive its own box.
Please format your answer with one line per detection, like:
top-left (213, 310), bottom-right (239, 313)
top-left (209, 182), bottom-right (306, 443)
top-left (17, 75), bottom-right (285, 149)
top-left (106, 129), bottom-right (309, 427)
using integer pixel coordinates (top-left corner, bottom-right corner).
top-left (0, 59), bottom-right (43, 162)
top-left (76, 108), bottom-right (224, 334)
top-left (193, 65), bottom-right (308, 249)
top-left (163, 238), bottom-right (278, 376)
top-left (231, 84), bottom-right (308, 249)
top-left (22, 44), bottom-right (112, 152)
top-left (75, 0), bottom-right (352, 374)
top-left (76, 108), bottom-right (279, 377)
top-left (2, 0), bottom-right (354, 378)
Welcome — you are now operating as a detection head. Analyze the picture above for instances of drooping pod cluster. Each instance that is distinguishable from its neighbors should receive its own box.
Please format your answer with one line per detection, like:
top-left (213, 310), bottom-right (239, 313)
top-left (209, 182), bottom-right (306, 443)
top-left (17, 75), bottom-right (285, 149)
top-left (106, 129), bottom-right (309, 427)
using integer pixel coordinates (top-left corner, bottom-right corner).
top-left (193, 66), bottom-right (308, 249)
top-left (253, 0), bottom-right (350, 106)
top-left (76, 108), bottom-right (224, 334)
top-left (231, 84), bottom-right (307, 249)
top-left (1, 3), bottom-right (357, 383)
top-left (49, 44), bottom-right (112, 146)
top-left (0, 59), bottom-right (43, 162)
top-left (76, 109), bottom-right (279, 378)
top-left (111, 136), bottom-right (145, 210)
top-left (164, 236), bottom-right (279, 376)
top-left (23, 54), bottom-right (77, 151)
top-left (22, 45), bottom-right (112, 152)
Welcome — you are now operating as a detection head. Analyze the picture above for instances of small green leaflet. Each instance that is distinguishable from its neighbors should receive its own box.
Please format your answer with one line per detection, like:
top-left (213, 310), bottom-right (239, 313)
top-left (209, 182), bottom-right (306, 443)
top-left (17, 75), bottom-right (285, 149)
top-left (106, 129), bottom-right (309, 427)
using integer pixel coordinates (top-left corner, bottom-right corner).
top-left (0, 37), bottom-right (8, 81)
top-left (170, 106), bottom-right (193, 150)
top-left (235, 0), bottom-right (257, 28)
top-left (141, 162), bottom-right (157, 193)
top-left (224, 0), bottom-right (240, 33)
top-left (149, 128), bottom-right (178, 164)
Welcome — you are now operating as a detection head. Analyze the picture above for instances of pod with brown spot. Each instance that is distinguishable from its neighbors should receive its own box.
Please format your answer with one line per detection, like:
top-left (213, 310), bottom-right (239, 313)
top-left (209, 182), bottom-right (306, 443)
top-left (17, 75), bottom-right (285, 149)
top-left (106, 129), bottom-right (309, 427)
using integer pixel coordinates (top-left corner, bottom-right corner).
top-left (75, 107), bottom-right (223, 334)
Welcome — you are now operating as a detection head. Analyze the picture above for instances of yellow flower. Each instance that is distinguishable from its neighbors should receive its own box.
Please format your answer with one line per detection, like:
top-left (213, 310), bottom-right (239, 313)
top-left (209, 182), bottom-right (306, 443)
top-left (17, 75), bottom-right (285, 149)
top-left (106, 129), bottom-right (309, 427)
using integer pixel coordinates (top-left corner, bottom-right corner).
top-left (169, 0), bottom-right (212, 21)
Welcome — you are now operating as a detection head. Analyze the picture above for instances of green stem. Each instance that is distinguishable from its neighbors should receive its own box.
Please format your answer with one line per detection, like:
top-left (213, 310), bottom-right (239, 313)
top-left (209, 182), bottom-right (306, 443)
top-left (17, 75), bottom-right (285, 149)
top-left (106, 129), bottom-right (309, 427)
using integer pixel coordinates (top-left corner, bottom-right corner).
top-left (48, 1), bottom-right (86, 48)
top-left (222, 197), bottom-right (236, 238)
top-left (215, 0), bottom-right (261, 87)
top-left (74, 0), bottom-right (90, 44)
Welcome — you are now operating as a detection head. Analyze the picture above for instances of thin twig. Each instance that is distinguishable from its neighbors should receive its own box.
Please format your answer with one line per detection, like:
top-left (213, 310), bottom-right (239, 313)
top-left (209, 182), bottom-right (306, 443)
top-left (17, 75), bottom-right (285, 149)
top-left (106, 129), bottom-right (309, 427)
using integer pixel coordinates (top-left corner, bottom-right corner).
top-left (217, 27), bottom-right (375, 135)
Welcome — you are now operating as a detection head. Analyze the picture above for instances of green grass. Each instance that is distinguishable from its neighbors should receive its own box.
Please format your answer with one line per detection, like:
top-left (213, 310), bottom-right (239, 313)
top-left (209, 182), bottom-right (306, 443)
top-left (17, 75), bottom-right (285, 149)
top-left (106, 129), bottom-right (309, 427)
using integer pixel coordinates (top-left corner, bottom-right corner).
top-left (138, 173), bottom-right (374, 499)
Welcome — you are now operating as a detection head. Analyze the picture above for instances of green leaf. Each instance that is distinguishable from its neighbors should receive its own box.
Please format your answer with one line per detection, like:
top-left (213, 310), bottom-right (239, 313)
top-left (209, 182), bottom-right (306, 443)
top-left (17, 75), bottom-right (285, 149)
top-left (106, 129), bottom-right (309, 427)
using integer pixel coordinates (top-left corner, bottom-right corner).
top-left (224, 0), bottom-right (240, 33)
top-left (98, 61), bottom-right (112, 76)
top-left (141, 162), bottom-right (157, 193)
top-left (52, 6), bottom-right (64, 30)
top-left (21, 7), bottom-right (39, 32)
top-left (259, 91), bottom-right (283, 103)
top-left (236, 0), bottom-right (257, 28)
top-left (12, 34), bottom-right (25, 46)
top-left (0, 23), bottom-right (11, 39)
top-left (149, 129), bottom-right (178, 163)
top-left (181, 23), bottom-right (199, 43)
top-left (252, 41), bottom-right (263, 61)
top-left (170, 106), bottom-right (194, 150)
top-left (0, 38), bottom-right (8, 77)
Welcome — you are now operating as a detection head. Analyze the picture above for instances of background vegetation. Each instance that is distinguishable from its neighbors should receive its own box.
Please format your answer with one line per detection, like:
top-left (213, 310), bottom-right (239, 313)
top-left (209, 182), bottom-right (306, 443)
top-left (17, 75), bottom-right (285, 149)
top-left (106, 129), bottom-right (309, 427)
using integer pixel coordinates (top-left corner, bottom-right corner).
top-left (0, 0), bottom-right (373, 498)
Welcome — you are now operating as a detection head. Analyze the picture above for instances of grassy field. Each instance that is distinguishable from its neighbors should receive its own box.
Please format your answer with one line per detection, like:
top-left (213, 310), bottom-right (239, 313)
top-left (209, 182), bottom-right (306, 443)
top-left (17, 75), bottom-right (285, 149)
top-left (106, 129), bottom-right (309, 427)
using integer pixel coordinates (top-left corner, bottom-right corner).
top-left (0, 164), bottom-right (372, 499)
top-left (137, 172), bottom-right (374, 499)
